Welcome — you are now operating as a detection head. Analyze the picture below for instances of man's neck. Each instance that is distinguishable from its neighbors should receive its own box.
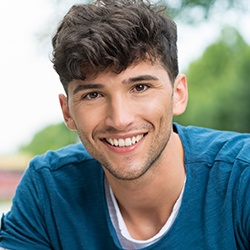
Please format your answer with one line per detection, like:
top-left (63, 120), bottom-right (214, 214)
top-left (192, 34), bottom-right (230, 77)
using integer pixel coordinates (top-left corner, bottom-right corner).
top-left (104, 132), bottom-right (185, 240)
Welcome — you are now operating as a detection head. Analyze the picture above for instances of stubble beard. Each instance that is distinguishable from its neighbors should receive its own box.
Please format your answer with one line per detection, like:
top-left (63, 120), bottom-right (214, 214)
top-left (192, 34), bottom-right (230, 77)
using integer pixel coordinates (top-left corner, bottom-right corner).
top-left (77, 120), bottom-right (172, 181)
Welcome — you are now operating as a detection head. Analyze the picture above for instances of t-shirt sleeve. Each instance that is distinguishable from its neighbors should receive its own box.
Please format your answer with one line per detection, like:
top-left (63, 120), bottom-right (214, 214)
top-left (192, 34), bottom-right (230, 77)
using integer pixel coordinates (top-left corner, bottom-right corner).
top-left (0, 164), bottom-right (51, 250)
top-left (235, 164), bottom-right (250, 249)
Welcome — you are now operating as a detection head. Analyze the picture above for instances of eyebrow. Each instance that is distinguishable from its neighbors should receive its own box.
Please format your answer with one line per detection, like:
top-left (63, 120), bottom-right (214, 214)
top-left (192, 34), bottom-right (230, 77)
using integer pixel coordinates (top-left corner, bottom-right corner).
top-left (122, 75), bottom-right (159, 84)
top-left (73, 83), bottom-right (104, 95)
top-left (72, 75), bottom-right (159, 95)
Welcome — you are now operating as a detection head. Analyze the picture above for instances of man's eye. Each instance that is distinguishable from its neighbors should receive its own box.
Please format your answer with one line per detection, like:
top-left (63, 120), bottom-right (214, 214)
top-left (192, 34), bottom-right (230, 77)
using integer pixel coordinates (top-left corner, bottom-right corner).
top-left (82, 92), bottom-right (101, 100)
top-left (133, 84), bottom-right (148, 92)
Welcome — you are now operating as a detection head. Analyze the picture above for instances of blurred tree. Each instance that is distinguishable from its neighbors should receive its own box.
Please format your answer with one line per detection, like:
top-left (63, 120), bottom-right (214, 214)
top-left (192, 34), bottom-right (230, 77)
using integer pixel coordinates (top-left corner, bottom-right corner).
top-left (49, 0), bottom-right (246, 21)
top-left (174, 26), bottom-right (250, 132)
top-left (19, 123), bottom-right (78, 156)
top-left (164, 0), bottom-right (247, 22)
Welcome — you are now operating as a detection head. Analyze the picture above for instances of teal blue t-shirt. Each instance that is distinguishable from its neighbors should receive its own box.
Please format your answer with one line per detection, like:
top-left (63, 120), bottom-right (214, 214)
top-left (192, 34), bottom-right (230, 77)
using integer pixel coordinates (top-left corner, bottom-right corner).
top-left (1, 123), bottom-right (250, 249)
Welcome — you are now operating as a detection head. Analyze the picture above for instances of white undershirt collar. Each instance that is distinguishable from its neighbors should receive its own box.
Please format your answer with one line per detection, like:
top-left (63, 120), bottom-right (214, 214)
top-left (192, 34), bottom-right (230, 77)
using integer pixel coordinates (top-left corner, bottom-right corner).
top-left (105, 177), bottom-right (186, 249)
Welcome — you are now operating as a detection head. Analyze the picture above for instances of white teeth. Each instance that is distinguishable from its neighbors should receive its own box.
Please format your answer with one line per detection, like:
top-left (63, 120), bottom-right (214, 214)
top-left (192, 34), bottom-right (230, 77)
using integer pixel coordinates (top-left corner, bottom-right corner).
top-left (114, 138), bottom-right (119, 146)
top-left (132, 136), bottom-right (136, 144)
top-left (125, 138), bottom-right (132, 146)
top-left (106, 134), bottom-right (144, 147)
top-left (118, 139), bottom-right (125, 147)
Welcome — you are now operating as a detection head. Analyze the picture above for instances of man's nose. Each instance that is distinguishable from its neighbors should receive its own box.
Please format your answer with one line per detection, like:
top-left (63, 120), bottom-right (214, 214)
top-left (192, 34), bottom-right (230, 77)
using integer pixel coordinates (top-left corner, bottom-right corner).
top-left (105, 95), bottom-right (135, 131)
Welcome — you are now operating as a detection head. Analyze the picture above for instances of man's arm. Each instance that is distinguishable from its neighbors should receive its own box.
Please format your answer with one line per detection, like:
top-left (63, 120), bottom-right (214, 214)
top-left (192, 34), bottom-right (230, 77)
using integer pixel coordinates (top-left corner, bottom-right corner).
top-left (0, 162), bottom-right (51, 249)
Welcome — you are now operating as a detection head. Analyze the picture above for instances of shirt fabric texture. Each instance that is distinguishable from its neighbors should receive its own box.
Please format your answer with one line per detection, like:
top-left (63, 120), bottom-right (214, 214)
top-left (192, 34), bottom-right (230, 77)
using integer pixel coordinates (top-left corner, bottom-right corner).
top-left (0, 123), bottom-right (250, 249)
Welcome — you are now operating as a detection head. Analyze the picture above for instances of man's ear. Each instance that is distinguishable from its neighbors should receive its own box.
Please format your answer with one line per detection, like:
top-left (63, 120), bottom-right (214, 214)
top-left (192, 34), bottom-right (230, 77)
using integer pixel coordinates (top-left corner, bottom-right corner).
top-left (173, 74), bottom-right (188, 116)
top-left (59, 94), bottom-right (77, 130)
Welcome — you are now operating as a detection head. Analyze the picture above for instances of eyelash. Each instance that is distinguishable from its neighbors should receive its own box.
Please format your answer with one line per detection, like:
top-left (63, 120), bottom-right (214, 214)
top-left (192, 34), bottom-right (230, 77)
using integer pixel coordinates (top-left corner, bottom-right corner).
top-left (80, 84), bottom-right (150, 100)
top-left (81, 92), bottom-right (102, 100)
top-left (131, 84), bottom-right (149, 93)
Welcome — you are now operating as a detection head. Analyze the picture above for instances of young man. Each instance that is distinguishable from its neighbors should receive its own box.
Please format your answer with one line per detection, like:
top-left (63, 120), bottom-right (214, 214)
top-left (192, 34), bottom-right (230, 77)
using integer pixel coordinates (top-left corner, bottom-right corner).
top-left (0, 0), bottom-right (249, 249)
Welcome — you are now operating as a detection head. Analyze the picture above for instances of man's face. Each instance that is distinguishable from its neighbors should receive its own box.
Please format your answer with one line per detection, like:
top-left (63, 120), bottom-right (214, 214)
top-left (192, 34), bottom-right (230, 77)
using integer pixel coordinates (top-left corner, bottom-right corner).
top-left (60, 61), bottom-right (187, 181)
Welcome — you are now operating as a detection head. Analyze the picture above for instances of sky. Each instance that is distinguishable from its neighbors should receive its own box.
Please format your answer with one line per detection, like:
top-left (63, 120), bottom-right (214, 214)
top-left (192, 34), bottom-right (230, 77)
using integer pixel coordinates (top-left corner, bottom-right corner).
top-left (0, 0), bottom-right (249, 155)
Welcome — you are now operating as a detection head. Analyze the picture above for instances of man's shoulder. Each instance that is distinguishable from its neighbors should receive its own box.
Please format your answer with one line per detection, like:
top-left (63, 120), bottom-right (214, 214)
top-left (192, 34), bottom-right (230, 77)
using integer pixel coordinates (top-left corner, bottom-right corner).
top-left (174, 123), bottom-right (250, 164)
top-left (29, 143), bottom-right (97, 172)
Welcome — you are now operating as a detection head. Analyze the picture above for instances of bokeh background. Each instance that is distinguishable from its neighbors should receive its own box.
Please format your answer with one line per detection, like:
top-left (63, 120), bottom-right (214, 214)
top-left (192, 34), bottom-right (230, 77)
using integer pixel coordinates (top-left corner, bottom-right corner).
top-left (1, 0), bottom-right (249, 214)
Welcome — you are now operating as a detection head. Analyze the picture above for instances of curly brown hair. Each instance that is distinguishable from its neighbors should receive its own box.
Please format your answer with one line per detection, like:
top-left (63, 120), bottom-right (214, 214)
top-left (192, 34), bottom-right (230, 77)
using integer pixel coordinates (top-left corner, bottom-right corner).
top-left (52, 0), bottom-right (178, 92)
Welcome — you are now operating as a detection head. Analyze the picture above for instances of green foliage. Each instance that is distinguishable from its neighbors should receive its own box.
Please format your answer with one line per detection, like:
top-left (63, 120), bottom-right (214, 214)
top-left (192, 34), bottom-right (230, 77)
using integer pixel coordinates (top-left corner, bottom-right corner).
top-left (174, 27), bottom-right (250, 132)
top-left (19, 123), bottom-right (78, 156)
top-left (49, 0), bottom-right (245, 23)
top-left (164, 0), bottom-right (240, 21)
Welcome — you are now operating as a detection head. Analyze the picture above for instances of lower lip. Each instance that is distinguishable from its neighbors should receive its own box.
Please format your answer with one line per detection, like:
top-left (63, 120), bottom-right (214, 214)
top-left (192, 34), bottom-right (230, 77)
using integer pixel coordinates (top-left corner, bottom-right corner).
top-left (103, 136), bottom-right (145, 154)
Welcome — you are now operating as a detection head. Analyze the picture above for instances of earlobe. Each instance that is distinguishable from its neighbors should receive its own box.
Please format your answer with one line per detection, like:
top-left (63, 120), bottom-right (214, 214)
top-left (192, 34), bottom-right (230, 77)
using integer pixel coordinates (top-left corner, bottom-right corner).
top-left (173, 74), bottom-right (188, 116)
top-left (59, 94), bottom-right (77, 130)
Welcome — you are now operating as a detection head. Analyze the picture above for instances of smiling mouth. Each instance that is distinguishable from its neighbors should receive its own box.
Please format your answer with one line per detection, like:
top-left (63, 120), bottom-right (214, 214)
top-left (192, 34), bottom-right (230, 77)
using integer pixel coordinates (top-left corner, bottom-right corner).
top-left (105, 134), bottom-right (145, 147)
